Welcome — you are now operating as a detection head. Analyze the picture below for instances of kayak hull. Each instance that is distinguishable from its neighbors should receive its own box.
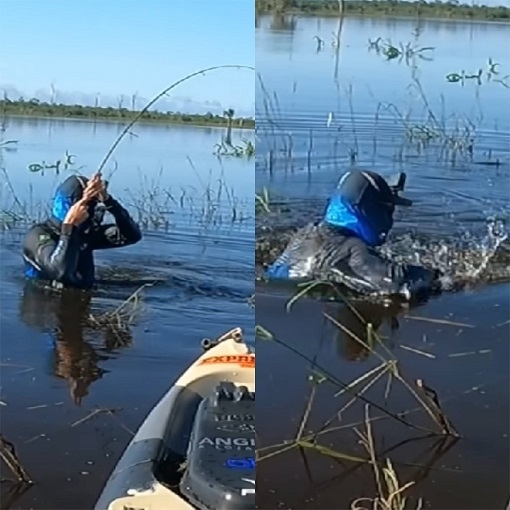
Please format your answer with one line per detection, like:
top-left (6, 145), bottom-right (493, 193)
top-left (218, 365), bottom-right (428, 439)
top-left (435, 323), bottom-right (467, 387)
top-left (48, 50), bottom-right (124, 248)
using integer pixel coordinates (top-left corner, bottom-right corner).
top-left (94, 327), bottom-right (255, 510)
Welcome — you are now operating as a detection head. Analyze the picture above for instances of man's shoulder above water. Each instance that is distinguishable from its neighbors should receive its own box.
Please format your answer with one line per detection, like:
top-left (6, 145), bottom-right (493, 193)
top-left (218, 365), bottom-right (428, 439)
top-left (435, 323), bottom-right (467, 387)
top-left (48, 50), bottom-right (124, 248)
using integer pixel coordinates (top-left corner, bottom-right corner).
top-left (24, 220), bottom-right (62, 244)
top-left (24, 220), bottom-right (53, 240)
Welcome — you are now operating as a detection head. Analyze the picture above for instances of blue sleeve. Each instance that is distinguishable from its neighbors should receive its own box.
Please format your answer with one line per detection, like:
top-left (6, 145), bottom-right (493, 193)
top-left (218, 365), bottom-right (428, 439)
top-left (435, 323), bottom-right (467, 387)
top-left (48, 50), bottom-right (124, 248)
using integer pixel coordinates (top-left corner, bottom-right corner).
top-left (266, 224), bottom-right (321, 280)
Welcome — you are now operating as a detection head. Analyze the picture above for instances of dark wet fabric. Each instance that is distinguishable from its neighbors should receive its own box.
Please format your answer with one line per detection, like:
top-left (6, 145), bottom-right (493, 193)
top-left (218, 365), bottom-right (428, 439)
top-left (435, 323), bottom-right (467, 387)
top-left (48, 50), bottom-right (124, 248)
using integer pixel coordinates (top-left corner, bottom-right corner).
top-left (267, 170), bottom-right (438, 299)
top-left (22, 175), bottom-right (142, 289)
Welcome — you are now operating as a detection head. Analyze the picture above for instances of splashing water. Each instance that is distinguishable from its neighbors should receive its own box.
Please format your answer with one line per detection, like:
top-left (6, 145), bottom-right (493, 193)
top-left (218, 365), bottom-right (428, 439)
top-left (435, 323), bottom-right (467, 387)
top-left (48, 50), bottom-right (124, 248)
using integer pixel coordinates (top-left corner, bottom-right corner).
top-left (380, 218), bottom-right (508, 289)
top-left (467, 219), bottom-right (508, 278)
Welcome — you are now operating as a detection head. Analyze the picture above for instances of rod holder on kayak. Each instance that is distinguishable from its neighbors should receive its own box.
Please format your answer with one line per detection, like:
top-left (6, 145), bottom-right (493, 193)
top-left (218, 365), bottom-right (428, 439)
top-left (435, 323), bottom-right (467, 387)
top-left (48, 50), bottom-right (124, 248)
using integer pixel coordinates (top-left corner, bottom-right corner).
top-left (201, 338), bottom-right (214, 350)
top-left (201, 327), bottom-right (244, 351)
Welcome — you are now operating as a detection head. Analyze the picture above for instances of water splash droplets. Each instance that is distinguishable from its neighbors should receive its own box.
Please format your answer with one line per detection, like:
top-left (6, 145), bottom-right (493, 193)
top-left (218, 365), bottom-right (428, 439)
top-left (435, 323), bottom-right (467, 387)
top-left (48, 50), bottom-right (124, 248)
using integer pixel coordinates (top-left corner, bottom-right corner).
top-left (381, 217), bottom-right (508, 285)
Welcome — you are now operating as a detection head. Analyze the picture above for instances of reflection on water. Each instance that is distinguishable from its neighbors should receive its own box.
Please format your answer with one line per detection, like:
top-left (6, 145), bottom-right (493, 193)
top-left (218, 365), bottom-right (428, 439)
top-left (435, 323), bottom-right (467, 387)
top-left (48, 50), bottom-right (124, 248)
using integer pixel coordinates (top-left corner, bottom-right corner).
top-left (327, 300), bottom-right (402, 361)
top-left (20, 285), bottom-right (106, 406)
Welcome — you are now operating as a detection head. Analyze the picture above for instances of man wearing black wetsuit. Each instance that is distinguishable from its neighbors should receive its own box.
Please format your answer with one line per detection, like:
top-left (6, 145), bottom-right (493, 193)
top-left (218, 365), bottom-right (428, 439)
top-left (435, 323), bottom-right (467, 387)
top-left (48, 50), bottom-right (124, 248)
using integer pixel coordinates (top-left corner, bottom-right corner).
top-left (266, 169), bottom-right (440, 300)
top-left (23, 173), bottom-right (142, 289)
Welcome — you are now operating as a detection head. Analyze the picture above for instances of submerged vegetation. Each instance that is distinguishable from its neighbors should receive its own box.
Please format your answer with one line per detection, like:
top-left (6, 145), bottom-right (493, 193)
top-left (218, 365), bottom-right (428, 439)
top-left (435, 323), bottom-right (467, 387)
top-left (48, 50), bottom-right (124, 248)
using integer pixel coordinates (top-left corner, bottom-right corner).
top-left (256, 0), bottom-right (510, 21)
top-left (0, 98), bottom-right (255, 130)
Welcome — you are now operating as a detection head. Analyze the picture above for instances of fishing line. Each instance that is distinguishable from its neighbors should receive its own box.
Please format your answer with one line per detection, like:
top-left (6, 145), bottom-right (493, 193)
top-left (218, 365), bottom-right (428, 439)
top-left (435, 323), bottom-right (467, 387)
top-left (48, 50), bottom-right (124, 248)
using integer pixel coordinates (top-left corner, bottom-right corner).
top-left (96, 64), bottom-right (255, 176)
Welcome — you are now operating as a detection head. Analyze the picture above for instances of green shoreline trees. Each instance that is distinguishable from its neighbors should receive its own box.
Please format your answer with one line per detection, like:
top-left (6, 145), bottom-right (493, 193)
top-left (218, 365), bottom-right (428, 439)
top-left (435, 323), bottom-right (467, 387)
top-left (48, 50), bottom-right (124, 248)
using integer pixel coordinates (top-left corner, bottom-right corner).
top-left (0, 99), bottom-right (254, 129)
top-left (256, 0), bottom-right (510, 21)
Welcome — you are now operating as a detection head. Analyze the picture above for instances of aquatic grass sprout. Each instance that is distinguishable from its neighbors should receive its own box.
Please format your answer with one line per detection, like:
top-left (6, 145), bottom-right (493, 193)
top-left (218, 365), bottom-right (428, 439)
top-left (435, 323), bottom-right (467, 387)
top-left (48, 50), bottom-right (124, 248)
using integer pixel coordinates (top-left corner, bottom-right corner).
top-left (0, 139), bottom-right (18, 150)
top-left (351, 409), bottom-right (424, 510)
top-left (87, 283), bottom-right (151, 349)
top-left (255, 187), bottom-right (272, 214)
top-left (256, 39), bottom-right (509, 176)
top-left (27, 150), bottom-right (83, 176)
top-left (214, 139), bottom-right (255, 158)
top-left (0, 158), bottom-right (252, 231)
top-left (446, 58), bottom-right (510, 88)
top-left (368, 37), bottom-right (435, 64)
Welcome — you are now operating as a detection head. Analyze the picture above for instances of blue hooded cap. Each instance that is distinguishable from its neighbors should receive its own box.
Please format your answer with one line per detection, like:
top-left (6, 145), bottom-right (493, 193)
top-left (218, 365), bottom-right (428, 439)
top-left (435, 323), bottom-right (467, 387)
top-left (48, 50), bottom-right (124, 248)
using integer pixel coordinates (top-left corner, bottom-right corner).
top-left (51, 175), bottom-right (103, 231)
top-left (324, 170), bottom-right (412, 247)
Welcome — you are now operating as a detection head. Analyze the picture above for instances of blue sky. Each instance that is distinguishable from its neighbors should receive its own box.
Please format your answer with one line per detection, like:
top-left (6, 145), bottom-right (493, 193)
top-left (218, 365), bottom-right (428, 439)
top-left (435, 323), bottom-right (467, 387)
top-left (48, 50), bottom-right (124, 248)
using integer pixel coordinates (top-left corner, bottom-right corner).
top-left (0, 0), bottom-right (255, 116)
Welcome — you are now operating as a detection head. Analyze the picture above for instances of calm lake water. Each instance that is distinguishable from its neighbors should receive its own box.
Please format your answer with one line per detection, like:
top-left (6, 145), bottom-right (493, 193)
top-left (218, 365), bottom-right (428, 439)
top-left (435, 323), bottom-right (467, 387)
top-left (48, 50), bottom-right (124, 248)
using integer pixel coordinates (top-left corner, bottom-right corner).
top-left (0, 117), bottom-right (254, 509)
top-left (256, 14), bottom-right (509, 510)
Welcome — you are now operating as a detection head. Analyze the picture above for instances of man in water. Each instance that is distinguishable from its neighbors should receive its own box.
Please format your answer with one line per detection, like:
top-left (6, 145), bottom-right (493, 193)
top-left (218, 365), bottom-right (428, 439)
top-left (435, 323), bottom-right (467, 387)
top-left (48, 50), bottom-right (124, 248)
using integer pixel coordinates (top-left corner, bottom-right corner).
top-left (23, 173), bottom-right (142, 289)
top-left (266, 169), bottom-right (439, 300)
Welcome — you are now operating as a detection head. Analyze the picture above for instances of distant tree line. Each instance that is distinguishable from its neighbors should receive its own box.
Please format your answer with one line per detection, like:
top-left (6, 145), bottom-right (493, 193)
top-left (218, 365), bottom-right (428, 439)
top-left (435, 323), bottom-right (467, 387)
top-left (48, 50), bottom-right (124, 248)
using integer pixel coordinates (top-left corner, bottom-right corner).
top-left (0, 98), bottom-right (255, 129)
top-left (256, 0), bottom-right (510, 20)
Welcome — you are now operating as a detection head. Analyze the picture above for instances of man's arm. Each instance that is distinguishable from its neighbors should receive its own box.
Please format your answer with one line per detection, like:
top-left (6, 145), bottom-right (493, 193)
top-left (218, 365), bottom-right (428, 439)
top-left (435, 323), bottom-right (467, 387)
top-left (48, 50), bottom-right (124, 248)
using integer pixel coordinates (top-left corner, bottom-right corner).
top-left (23, 225), bottom-right (81, 282)
top-left (88, 196), bottom-right (142, 250)
top-left (342, 239), bottom-right (409, 296)
top-left (336, 239), bottom-right (440, 298)
top-left (266, 224), bottom-right (322, 280)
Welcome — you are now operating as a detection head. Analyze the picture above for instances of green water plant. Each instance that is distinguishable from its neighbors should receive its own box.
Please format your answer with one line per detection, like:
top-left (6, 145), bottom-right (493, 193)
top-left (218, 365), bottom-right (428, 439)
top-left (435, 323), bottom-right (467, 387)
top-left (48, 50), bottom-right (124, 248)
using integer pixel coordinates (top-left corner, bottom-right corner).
top-left (0, 139), bottom-right (18, 151)
top-left (27, 150), bottom-right (83, 175)
top-left (255, 187), bottom-right (272, 214)
top-left (214, 139), bottom-right (255, 158)
top-left (446, 58), bottom-right (510, 88)
top-left (368, 37), bottom-right (435, 64)
top-left (351, 407), bottom-right (424, 510)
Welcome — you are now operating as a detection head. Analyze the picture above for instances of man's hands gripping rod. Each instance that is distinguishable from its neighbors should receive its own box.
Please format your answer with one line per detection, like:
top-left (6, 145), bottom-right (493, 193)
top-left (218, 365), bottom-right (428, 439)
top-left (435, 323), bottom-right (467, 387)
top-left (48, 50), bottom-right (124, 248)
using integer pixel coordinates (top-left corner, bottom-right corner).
top-left (63, 173), bottom-right (109, 227)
